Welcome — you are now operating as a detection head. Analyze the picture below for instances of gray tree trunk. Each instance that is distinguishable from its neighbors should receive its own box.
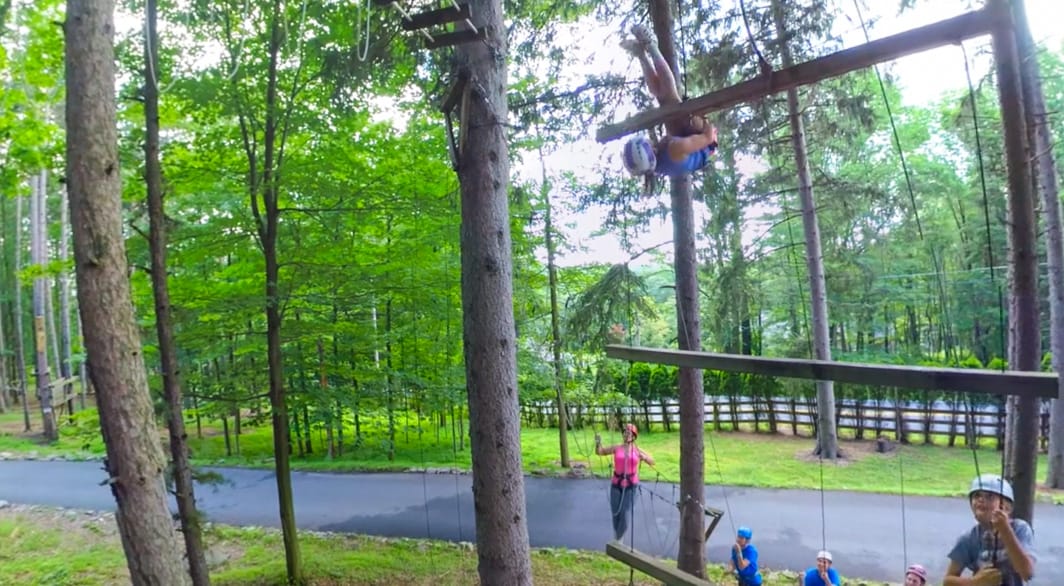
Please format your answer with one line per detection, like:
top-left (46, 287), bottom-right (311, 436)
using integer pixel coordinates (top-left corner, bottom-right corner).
top-left (772, 0), bottom-right (837, 459)
top-left (0, 193), bottom-right (10, 411)
top-left (1009, 0), bottom-right (1064, 490)
top-left (30, 171), bottom-right (57, 441)
top-left (0, 259), bottom-right (7, 412)
top-left (538, 141), bottom-right (569, 468)
top-left (454, 0), bottom-right (533, 579)
top-left (64, 0), bottom-right (190, 581)
top-left (644, 0), bottom-right (707, 573)
top-left (990, 0), bottom-right (1041, 524)
top-left (58, 184), bottom-right (74, 416)
top-left (13, 193), bottom-right (31, 431)
top-left (143, 0), bottom-right (212, 580)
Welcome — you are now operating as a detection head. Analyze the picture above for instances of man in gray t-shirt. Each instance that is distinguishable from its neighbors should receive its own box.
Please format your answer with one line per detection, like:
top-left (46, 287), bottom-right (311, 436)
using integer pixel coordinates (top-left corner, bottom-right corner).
top-left (945, 475), bottom-right (1036, 586)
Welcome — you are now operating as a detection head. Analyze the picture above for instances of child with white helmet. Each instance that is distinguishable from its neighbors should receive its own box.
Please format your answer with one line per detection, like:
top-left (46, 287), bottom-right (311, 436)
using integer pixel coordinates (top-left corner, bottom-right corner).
top-left (618, 23), bottom-right (719, 192)
top-left (944, 474), bottom-right (1036, 586)
top-left (801, 550), bottom-right (840, 586)
top-left (728, 526), bottom-right (763, 586)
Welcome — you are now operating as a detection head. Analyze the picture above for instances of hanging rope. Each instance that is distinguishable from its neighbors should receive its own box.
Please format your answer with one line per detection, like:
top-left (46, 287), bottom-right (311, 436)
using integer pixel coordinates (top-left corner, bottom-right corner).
top-left (738, 0), bottom-right (772, 75)
top-left (851, 0), bottom-right (959, 364)
top-left (960, 39), bottom-right (1008, 567)
top-left (356, 0), bottom-right (372, 61)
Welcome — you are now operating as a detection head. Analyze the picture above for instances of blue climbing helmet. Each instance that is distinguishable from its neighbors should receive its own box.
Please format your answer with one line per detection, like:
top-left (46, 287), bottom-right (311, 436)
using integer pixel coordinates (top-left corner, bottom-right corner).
top-left (622, 136), bottom-right (656, 175)
top-left (737, 526), bottom-right (752, 539)
top-left (968, 474), bottom-right (1014, 503)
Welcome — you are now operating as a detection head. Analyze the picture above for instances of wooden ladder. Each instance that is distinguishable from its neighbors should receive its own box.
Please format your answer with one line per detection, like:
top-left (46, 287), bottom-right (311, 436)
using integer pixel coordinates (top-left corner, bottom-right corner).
top-left (375, 0), bottom-right (487, 49)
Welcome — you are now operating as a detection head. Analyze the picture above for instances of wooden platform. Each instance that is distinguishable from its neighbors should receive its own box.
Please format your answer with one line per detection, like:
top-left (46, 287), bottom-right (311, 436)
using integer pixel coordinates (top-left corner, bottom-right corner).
top-left (605, 345), bottom-right (1060, 399)
top-left (605, 541), bottom-right (716, 586)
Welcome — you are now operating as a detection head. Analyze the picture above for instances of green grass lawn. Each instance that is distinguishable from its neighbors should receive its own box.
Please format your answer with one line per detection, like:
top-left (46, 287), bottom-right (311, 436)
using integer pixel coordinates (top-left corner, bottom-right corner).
top-left (2, 405), bottom-right (1061, 503)
top-left (0, 504), bottom-right (850, 585)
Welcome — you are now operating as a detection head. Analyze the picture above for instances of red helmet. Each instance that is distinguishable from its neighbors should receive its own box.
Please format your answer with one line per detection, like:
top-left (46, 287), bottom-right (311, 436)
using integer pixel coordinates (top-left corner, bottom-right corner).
top-left (624, 423), bottom-right (638, 438)
top-left (906, 564), bottom-right (928, 583)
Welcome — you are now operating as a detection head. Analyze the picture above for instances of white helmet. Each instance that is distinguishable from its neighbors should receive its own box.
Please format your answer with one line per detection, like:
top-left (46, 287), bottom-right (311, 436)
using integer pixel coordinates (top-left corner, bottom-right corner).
top-left (817, 550), bottom-right (833, 562)
top-left (622, 136), bottom-right (656, 175)
top-left (969, 474), bottom-right (1014, 502)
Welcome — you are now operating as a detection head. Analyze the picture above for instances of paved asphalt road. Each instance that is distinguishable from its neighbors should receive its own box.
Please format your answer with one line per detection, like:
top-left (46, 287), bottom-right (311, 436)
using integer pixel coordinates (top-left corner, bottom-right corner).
top-left (1, 460), bottom-right (1061, 584)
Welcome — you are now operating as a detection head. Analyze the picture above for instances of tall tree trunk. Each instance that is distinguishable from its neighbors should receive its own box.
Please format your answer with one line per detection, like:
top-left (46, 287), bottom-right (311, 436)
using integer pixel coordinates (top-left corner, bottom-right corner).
top-left (385, 299), bottom-right (396, 460)
top-left (646, 0), bottom-right (706, 573)
top-left (58, 184), bottom-right (74, 417)
top-left (539, 141), bottom-right (569, 468)
top-left (991, 0), bottom-right (1041, 524)
top-left (143, 0), bottom-right (211, 580)
top-left (14, 193), bottom-right (31, 430)
top-left (0, 193), bottom-right (11, 411)
top-left (772, 0), bottom-right (837, 459)
top-left (1008, 0), bottom-right (1064, 490)
top-left (454, 0), bottom-right (532, 578)
top-left (63, 1), bottom-right (189, 581)
top-left (30, 171), bottom-right (58, 441)
top-left (239, 0), bottom-right (303, 578)
top-left (318, 337), bottom-right (333, 460)
top-left (76, 310), bottom-right (88, 410)
top-left (0, 283), bottom-right (6, 413)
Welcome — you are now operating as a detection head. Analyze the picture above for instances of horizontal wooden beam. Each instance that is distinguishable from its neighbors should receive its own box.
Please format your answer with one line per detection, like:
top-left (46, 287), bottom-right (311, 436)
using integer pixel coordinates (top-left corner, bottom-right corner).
top-left (605, 345), bottom-right (1060, 399)
top-left (401, 3), bottom-right (472, 31)
top-left (425, 28), bottom-right (486, 50)
top-left (605, 541), bottom-right (716, 586)
top-left (596, 7), bottom-right (996, 143)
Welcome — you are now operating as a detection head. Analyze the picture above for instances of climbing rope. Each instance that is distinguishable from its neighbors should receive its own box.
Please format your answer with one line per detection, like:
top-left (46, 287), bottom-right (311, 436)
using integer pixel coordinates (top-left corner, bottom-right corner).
top-left (960, 38), bottom-right (1008, 567)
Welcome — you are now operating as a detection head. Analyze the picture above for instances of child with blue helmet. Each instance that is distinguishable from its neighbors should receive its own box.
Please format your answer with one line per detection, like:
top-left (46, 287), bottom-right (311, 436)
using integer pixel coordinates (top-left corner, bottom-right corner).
top-left (619, 23), bottom-right (718, 191)
top-left (729, 526), bottom-right (763, 586)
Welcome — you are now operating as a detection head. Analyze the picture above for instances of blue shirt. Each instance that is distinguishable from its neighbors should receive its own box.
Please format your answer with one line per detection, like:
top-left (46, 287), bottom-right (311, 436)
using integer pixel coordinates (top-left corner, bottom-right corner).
top-left (654, 139), bottom-right (715, 177)
top-left (803, 567), bottom-right (840, 586)
top-left (730, 543), bottom-right (762, 585)
top-left (948, 520), bottom-right (1036, 585)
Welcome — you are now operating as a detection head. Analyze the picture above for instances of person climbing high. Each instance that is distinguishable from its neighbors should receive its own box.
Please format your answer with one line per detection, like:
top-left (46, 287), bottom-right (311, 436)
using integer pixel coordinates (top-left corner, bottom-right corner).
top-left (618, 23), bottom-right (718, 191)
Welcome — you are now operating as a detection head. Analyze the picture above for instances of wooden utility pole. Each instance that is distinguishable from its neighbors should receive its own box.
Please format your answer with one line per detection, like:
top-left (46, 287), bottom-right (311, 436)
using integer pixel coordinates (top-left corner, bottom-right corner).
top-left (989, 0), bottom-right (1041, 524)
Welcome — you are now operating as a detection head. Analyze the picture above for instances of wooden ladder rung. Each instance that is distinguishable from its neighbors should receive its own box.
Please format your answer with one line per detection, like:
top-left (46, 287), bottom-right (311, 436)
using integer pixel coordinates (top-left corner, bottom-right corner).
top-left (402, 3), bottom-right (472, 31)
top-left (424, 28), bottom-right (486, 50)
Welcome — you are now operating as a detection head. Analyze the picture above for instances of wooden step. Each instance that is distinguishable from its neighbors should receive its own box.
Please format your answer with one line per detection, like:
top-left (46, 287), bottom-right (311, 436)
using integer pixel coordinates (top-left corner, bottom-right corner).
top-left (402, 3), bottom-right (472, 31)
top-left (425, 27), bottom-right (486, 50)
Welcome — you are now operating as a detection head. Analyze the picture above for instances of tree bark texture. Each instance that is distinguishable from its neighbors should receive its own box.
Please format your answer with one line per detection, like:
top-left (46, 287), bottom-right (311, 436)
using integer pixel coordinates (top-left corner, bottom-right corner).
top-left (542, 176), bottom-right (569, 468)
top-left (454, 0), bottom-right (533, 579)
top-left (64, 0), bottom-right (190, 582)
top-left (14, 194), bottom-right (31, 430)
top-left (648, 0), bottom-right (707, 573)
top-left (30, 171), bottom-right (57, 441)
top-left (990, 0), bottom-right (1041, 524)
top-left (772, 0), bottom-right (838, 459)
top-left (144, 0), bottom-right (212, 580)
top-left (59, 184), bottom-right (75, 417)
top-left (1008, 0), bottom-right (1064, 490)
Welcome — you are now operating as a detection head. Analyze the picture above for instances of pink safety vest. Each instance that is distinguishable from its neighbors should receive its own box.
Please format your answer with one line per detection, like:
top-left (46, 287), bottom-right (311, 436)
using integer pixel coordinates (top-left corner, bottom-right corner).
top-left (612, 445), bottom-right (641, 488)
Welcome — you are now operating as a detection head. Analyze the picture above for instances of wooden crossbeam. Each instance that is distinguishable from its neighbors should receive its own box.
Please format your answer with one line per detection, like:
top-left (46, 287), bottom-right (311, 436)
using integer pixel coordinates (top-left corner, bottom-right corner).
top-left (605, 541), bottom-right (716, 586)
top-left (425, 28), bottom-right (486, 49)
top-left (401, 3), bottom-right (472, 31)
top-left (605, 345), bottom-right (1060, 399)
top-left (596, 7), bottom-right (997, 143)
